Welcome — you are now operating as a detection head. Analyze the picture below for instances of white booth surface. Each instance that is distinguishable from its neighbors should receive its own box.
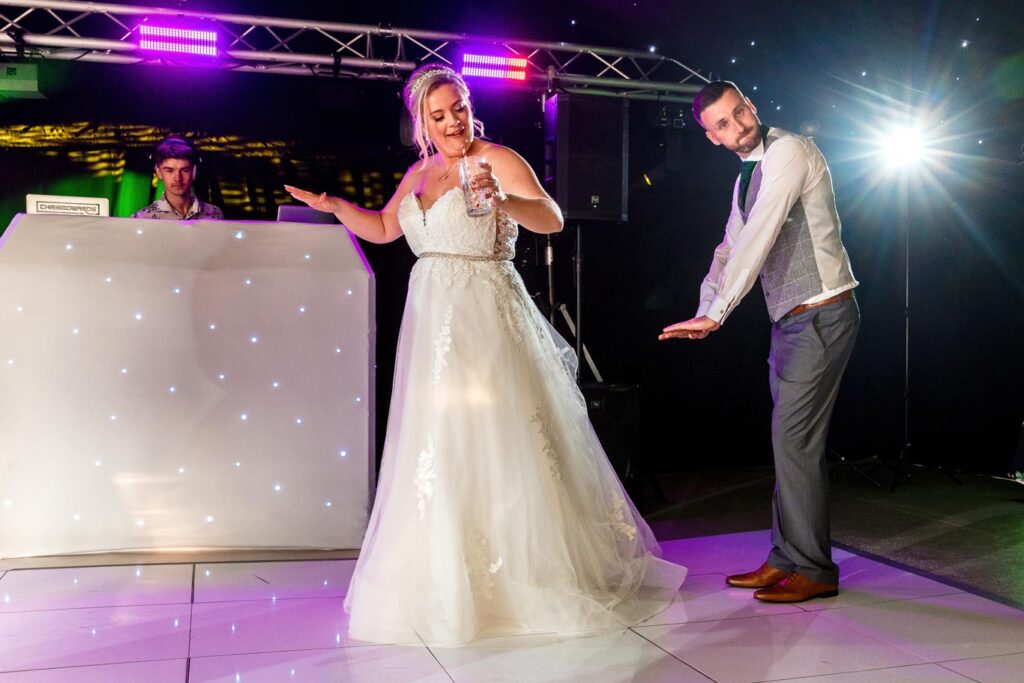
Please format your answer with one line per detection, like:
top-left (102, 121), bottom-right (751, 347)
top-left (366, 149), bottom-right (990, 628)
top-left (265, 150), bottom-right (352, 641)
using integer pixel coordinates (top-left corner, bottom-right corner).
top-left (0, 214), bottom-right (375, 557)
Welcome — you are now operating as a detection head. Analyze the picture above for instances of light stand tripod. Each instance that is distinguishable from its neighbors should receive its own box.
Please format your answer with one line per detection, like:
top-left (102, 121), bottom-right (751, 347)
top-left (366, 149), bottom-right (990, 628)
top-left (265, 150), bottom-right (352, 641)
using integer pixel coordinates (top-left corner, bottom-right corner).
top-left (828, 446), bottom-right (884, 488)
top-left (888, 185), bottom-right (962, 492)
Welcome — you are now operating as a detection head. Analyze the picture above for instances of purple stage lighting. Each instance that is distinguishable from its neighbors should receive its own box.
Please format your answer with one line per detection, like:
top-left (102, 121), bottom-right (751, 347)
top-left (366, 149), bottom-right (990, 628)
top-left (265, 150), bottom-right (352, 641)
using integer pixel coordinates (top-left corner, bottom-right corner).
top-left (461, 54), bottom-right (528, 81)
top-left (139, 25), bottom-right (218, 57)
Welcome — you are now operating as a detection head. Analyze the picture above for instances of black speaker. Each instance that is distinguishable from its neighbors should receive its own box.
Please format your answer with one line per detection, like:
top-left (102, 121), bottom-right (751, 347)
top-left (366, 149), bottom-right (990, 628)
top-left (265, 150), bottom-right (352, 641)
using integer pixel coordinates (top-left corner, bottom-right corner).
top-left (543, 94), bottom-right (628, 222)
top-left (580, 382), bottom-right (643, 505)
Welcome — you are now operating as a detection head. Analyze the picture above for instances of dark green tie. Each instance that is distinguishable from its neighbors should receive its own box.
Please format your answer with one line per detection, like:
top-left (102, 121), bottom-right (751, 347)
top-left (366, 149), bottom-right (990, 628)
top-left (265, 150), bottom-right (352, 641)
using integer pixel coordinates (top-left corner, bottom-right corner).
top-left (738, 160), bottom-right (757, 210)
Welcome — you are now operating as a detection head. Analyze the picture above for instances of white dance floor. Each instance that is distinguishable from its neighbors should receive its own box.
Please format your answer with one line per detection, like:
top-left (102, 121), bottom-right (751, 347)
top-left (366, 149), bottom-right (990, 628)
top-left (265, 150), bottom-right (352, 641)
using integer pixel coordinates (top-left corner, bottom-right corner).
top-left (1, 529), bottom-right (1022, 682)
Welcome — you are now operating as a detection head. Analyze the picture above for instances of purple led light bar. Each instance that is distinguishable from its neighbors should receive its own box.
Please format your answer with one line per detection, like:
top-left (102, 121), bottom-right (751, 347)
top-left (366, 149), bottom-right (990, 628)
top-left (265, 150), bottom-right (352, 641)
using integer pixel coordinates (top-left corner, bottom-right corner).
top-left (139, 25), bottom-right (218, 57)
top-left (461, 54), bottom-right (528, 81)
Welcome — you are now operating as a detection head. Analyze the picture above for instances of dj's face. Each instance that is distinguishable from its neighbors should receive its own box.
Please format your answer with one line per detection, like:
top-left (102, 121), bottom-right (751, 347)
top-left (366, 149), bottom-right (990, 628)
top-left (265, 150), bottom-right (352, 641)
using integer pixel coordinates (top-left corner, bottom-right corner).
top-left (155, 158), bottom-right (196, 198)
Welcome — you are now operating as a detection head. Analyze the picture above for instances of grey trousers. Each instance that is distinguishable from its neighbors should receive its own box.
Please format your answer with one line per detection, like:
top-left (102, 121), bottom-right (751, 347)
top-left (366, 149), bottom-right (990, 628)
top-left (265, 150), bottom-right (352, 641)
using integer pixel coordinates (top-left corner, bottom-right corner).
top-left (766, 296), bottom-right (859, 586)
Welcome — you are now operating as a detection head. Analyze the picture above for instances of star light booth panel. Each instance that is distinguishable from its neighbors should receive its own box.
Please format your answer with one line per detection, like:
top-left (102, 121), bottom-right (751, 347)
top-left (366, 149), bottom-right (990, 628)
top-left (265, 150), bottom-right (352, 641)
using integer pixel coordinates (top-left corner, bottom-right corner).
top-left (0, 213), bottom-right (375, 557)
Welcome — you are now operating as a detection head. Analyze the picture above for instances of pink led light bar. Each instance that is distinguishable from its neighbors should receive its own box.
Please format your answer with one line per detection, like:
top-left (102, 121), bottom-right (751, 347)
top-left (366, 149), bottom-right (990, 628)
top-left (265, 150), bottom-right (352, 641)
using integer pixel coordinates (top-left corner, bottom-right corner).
top-left (461, 54), bottom-right (528, 81)
top-left (139, 25), bottom-right (218, 57)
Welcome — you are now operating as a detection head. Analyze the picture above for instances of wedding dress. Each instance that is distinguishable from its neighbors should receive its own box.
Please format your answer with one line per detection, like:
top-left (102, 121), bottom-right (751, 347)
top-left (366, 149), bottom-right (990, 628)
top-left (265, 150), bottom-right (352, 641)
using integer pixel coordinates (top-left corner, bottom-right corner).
top-left (344, 187), bottom-right (686, 646)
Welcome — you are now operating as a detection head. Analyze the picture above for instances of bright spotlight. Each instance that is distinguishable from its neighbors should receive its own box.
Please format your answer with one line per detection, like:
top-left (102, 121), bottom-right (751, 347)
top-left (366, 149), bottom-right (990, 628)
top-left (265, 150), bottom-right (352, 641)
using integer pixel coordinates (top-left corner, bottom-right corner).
top-left (880, 126), bottom-right (927, 169)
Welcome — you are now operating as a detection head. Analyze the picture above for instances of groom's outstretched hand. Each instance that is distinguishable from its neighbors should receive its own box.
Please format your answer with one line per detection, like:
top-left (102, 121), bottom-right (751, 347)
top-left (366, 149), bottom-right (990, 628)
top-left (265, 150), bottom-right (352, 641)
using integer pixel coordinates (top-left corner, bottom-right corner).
top-left (659, 316), bottom-right (721, 341)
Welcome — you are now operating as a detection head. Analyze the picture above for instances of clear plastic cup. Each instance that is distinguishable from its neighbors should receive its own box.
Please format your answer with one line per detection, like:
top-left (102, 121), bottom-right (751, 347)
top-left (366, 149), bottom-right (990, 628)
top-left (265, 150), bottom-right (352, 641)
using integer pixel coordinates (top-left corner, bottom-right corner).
top-left (458, 156), bottom-right (493, 217)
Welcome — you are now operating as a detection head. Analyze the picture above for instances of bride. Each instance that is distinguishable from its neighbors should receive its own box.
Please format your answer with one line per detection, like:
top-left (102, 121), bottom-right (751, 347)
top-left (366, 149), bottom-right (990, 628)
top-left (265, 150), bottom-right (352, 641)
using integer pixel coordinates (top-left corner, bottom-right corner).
top-left (285, 64), bottom-right (686, 647)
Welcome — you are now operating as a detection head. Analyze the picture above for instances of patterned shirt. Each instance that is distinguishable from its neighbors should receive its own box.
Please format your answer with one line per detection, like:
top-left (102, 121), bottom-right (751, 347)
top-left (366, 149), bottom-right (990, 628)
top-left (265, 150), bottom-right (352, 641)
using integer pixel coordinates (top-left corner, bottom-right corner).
top-left (131, 194), bottom-right (224, 220)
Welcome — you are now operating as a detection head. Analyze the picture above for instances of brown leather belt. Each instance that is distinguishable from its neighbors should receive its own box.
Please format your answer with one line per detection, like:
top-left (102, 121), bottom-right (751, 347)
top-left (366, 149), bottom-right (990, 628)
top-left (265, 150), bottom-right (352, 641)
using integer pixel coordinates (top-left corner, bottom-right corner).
top-left (783, 289), bottom-right (853, 319)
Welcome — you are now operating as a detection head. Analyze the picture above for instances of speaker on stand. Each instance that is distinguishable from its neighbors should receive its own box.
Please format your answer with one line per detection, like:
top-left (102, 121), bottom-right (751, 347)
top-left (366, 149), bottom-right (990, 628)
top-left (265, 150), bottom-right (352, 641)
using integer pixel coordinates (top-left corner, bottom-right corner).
top-left (542, 93), bottom-right (628, 376)
top-left (543, 94), bottom-right (629, 224)
top-left (541, 93), bottom-right (661, 509)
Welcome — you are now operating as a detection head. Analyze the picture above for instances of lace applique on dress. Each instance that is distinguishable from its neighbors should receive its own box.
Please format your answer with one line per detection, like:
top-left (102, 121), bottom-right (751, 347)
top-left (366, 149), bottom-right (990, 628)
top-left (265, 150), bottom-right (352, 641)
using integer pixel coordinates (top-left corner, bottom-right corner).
top-left (475, 265), bottom-right (525, 343)
top-left (465, 532), bottom-right (503, 600)
top-left (414, 437), bottom-right (437, 520)
top-left (609, 494), bottom-right (638, 541)
top-left (530, 409), bottom-right (563, 482)
top-left (425, 259), bottom-right (475, 289)
top-left (494, 209), bottom-right (518, 259)
top-left (433, 305), bottom-right (454, 384)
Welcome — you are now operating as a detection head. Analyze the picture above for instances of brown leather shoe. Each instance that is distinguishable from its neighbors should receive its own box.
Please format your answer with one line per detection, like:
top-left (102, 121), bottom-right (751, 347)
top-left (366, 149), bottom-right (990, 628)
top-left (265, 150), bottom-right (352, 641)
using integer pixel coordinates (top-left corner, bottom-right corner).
top-left (726, 562), bottom-right (790, 589)
top-left (753, 572), bottom-right (838, 603)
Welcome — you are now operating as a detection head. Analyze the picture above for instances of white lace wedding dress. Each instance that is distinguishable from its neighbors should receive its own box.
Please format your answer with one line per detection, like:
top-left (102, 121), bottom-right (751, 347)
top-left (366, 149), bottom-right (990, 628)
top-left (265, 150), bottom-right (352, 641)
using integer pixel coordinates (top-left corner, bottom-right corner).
top-left (344, 187), bottom-right (687, 646)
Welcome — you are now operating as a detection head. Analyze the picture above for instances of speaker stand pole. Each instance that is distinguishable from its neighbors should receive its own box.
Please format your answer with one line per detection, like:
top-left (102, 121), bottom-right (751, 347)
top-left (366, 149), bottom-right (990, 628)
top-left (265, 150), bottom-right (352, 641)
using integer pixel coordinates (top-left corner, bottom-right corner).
top-left (546, 235), bottom-right (557, 326)
top-left (574, 221), bottom-right (583, 379)
top-left (545, 228), bottom-right (603, 382)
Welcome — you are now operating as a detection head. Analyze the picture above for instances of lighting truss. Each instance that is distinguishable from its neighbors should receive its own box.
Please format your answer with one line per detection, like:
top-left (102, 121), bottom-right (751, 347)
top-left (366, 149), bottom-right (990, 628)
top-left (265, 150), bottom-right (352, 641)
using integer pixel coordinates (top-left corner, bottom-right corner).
top-left (0, 0), bottom-right (706, 102)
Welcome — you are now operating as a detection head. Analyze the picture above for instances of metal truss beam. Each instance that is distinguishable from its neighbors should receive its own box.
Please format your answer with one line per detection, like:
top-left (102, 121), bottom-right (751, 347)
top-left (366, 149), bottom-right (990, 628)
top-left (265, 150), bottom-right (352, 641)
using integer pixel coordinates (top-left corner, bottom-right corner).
top-left (0, 0), bottom-right (707, 102)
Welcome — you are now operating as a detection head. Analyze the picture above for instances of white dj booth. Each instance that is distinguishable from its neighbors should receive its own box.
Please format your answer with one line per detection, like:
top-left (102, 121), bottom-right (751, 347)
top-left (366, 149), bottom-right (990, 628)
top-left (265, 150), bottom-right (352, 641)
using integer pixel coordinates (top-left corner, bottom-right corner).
top-left (0, 212), bottom-right (375, 558)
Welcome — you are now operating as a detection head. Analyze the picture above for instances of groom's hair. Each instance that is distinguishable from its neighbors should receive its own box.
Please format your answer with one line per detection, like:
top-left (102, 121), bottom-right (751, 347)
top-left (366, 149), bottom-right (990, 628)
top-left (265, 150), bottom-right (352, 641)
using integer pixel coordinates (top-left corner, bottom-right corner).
top-left (692, 81), bottom-right (745, 128)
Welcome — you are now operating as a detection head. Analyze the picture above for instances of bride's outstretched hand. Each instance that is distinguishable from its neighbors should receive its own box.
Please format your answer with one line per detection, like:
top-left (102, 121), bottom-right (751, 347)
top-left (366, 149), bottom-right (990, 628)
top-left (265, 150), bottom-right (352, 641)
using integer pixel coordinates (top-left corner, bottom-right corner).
top-left (284, 185), bottom-right (338, 213)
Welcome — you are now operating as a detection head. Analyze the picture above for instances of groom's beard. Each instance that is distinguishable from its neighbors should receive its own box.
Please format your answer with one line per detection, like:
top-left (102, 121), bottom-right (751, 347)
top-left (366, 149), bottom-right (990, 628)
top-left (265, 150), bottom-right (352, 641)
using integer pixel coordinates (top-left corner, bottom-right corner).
top-left (730, 127), bottom-right (762, 155)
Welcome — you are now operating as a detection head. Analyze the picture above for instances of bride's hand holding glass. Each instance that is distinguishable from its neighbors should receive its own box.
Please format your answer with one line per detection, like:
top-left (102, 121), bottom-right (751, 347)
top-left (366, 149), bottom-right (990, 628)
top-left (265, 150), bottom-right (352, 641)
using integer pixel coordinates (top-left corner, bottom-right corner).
top-left (467, 160), bottom-right (507, 204)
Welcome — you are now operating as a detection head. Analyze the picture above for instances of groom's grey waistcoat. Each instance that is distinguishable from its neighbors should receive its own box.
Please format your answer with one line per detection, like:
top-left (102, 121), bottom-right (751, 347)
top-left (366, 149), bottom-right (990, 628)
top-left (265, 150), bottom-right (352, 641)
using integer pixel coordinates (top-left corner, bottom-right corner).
top-left (742, 128), bottom-right (855, 322)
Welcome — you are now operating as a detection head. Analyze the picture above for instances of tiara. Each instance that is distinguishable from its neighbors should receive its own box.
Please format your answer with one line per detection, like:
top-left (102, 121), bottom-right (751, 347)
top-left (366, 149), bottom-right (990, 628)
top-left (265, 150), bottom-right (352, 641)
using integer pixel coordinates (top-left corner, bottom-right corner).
top-left (405, 66), bottom-right (458, 107)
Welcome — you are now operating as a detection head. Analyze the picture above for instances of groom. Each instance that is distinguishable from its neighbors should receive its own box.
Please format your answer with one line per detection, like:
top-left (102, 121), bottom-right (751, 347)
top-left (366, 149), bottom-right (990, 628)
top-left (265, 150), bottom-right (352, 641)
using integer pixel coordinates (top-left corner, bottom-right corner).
top-left (660, 81), bottom-right (860, 602)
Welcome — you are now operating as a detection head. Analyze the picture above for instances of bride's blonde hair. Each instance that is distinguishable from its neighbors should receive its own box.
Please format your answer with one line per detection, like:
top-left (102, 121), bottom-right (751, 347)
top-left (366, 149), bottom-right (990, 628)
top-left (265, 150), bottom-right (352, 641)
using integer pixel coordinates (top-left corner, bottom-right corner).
top-left (403, 64), bottom-right (486, 162)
